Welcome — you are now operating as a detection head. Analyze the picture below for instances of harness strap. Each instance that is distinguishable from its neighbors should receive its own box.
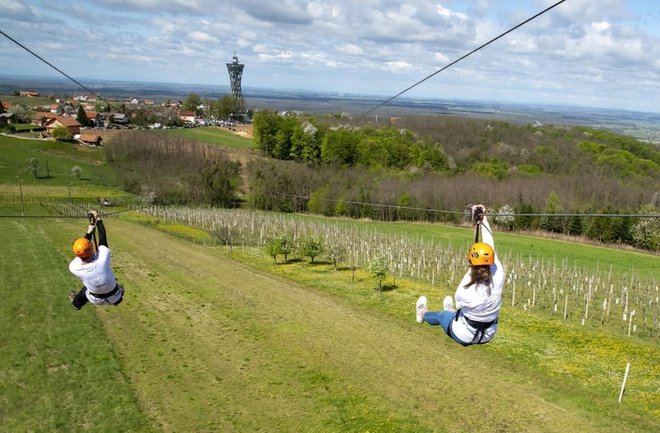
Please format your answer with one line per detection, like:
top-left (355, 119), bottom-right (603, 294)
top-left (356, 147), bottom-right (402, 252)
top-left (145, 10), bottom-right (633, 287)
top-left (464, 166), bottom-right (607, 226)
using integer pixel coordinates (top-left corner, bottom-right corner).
top-left (453, 308), bottom-right (497, 345)
top-left (89, 283), bottom-right (120, 299)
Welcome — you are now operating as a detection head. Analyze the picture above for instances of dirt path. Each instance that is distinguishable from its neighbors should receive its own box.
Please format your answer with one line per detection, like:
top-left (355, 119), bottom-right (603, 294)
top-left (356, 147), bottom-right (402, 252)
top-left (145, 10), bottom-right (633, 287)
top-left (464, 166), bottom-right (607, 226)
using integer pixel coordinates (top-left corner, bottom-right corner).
top-left (66, 218), bottom-right (622, 433)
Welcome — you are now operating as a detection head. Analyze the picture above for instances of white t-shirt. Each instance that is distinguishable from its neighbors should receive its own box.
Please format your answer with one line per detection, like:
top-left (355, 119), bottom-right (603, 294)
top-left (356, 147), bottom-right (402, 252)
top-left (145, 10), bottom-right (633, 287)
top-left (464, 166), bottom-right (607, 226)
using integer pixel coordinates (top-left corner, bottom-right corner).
top-left (451, 219), bottom-right (505, 344)
top-left (69, 245), bottom-right (117, 295)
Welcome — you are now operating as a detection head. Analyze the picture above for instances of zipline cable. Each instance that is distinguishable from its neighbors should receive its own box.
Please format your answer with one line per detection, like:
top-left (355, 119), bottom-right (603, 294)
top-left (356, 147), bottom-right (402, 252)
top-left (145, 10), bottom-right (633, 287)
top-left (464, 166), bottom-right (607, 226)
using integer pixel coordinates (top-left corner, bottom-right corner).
top-left (359, 0), bottom-right (567, 118)
top-left (0, 30), bottom-right (118, 110)
top-left (0, 195), bottom-right (657, 219)
top-left (0, 208), bottom-right (138, 219)
top-left (272, 192), bottom-right (660, 219)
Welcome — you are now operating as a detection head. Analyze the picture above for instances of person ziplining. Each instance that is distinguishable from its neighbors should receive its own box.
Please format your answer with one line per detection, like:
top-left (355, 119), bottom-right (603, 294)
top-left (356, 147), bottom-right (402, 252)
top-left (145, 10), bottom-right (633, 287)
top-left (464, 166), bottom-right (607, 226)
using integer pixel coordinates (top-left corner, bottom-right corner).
top-left (415, 204), bottom-right (505, 346)
top-left (68, 210), bottom-right (124, 309)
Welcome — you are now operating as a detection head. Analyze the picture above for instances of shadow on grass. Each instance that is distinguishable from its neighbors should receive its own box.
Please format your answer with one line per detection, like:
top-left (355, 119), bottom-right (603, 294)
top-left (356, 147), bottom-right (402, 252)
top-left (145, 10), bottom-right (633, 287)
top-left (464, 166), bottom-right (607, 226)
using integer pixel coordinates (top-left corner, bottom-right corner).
top-left (378, 284), bottom-right (397, 292)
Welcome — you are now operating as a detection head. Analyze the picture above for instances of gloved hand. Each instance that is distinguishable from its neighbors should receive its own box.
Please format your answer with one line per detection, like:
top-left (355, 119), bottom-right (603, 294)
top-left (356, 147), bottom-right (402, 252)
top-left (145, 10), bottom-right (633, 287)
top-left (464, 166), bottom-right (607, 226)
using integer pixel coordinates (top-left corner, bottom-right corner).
top-left (471, 204), bottom-right (485, 223)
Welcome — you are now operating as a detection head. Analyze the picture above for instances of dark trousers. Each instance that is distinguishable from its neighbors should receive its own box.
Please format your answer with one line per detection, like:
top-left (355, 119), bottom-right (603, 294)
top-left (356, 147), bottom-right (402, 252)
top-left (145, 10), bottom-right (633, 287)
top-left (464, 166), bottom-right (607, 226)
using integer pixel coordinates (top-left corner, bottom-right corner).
top-left (71, 287), bottom-right (89, 310)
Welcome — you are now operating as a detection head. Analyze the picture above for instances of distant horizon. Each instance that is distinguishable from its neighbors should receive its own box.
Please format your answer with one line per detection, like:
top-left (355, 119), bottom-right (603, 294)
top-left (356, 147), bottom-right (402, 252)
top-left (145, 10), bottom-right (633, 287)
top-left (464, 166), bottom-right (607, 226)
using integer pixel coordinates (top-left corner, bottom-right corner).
top-left (2, 73), bottom-right (660, 117)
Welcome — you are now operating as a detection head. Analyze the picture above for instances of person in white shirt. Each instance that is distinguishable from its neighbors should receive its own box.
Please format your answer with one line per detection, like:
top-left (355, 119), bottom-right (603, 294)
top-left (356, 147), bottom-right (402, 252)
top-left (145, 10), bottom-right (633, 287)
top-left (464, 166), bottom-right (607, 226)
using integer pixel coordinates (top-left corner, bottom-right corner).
top-left (415, 204), bottom-right (504, 346)
top-left (68, 210), bottom-right (124, 309)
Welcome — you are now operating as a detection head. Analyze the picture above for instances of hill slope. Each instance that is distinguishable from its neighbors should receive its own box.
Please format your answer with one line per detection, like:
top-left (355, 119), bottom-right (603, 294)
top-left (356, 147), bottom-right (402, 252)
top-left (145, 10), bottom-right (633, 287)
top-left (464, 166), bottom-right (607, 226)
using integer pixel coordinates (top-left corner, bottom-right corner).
top-left (2, 216), bottom-right (656, 432)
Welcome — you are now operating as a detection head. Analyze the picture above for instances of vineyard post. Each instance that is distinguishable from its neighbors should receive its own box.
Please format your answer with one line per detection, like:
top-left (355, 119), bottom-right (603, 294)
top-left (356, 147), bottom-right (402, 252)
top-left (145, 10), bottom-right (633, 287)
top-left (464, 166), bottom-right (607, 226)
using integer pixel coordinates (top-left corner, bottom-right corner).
top-left (628, 310), bottom-right (635, 337)
top-left (618, 363), bottom-right (630, 403)
top-left (17, 175), bottom-right (24, 216)
top-left (511, 276), bottom-right (516, 307)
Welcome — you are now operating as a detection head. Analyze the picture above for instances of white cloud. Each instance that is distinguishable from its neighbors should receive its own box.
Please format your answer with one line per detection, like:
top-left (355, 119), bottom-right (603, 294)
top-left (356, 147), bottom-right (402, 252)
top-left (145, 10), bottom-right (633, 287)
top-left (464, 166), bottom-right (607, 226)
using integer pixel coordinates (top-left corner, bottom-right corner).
top-left (189, 31), bottom-right (218, 43)
top-left (435, 4), bottom-right (468, 21)
top-left (0, 0), bottom-right (39, 19)
top-left (337, 44), bottom-right (363, 56)
top-left (384, 60), bottom-right (413, 73)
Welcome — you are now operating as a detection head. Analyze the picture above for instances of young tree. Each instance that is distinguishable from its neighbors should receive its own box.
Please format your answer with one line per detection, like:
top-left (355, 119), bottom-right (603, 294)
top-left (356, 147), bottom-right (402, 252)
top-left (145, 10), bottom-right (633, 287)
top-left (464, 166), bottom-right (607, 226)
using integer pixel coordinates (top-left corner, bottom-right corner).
top-left (71, 165), bottom-right (82, 180)
top-left (369, 255), bottom-right (389, 292)
top-left (325, 242), bottom-right (346, 270)
top-left (26, 158), bottom-right (40, 179)
top-left (300, 237), bottom-right (324, 263)
top-left (278, 235), bottom-right (294, 263)
top-left (264, 237), bottom-right (281, 263)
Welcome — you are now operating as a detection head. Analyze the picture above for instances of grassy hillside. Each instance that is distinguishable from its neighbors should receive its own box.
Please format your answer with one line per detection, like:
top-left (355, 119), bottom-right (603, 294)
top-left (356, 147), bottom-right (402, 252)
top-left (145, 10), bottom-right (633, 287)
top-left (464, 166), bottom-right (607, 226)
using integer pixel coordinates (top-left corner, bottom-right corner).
top-left (0, 131), bottom-right (658, 432)
top-left (0, 135), bottom-right (117, 186)
top-left (1, 214), bottom-right (657, 432)
top-left (160, 126), bottom-right (255, 149)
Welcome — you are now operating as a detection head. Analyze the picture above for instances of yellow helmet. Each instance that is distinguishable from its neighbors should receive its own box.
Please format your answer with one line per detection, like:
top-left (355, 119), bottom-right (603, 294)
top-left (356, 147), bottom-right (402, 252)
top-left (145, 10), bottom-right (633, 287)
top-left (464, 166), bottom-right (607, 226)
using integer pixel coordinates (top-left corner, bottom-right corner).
top-left (72, 238), bottom-right (93, 259)
top-left (468, 242), bottom-right (494, 266)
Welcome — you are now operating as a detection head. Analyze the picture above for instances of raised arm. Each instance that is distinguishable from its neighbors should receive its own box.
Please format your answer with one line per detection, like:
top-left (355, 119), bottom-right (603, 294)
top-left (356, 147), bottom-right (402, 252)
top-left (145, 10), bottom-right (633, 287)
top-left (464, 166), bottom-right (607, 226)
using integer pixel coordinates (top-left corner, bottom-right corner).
top-left (88, 210), bottom-right (108, 247)
top-left (95, 219), bottom-right (108, 247)
top-left (480, 215), bottom-right (495, 250)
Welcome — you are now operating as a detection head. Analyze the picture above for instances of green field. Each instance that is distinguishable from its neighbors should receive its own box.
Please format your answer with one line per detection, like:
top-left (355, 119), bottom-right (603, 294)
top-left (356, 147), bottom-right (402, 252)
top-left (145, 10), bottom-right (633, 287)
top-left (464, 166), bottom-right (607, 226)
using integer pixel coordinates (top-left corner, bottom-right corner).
top-left (1, 213), bottom-right (658, 433)
top-left (0, 133), bottom-right (658, 432)
top-left (161, 126), bottom-right (255, 149)
top-left (0, 135), bottom-right (117, 186)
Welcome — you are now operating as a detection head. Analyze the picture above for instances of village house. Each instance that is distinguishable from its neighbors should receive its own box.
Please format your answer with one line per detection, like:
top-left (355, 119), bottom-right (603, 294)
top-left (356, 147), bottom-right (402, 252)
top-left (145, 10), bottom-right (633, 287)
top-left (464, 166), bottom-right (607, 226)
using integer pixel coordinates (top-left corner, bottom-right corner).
top-left (111, 113), bottom-right (128, 125)
top-left (49, 104), bottom-right (62, 115)
top-left (31, 111), bottom-right (55, 126)
top-left (78, 134), bottom-right (102, 146)
top-left (19, 91), bottom-right (40, 97)
top-left (178, 110), bottom-right (196, 124)
top-left (44, 115), bottom-right (81, 135)
top-left (0, 112), bottom-right (15, 127)
top-left (99, 112), bottom-right (115, 127)
top-left (85, 111), bottom-right (102, 126)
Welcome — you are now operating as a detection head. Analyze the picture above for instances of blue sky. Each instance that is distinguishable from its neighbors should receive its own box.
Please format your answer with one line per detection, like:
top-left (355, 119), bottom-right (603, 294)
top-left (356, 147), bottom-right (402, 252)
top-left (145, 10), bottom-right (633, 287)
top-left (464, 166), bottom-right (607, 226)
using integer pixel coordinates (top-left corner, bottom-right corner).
top-left (1, 0), bottom-right (659, 113)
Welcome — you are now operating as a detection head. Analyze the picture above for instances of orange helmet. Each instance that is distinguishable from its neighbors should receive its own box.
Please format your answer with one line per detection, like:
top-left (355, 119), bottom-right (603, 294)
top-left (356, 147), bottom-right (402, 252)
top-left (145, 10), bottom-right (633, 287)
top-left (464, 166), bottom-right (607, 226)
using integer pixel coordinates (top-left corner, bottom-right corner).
top-left (468, 242), bottom-right (494, 266)
top-left (72, 238), bottom-right (93, 259)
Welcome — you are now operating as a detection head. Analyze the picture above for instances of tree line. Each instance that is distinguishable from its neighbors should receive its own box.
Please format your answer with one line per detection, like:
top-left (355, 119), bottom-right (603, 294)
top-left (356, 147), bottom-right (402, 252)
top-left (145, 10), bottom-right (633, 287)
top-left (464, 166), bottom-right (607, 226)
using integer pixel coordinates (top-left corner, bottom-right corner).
top-left (105, 131), bottom-right (241, 207)
top-left (104, 117), bottom-right (659, 251)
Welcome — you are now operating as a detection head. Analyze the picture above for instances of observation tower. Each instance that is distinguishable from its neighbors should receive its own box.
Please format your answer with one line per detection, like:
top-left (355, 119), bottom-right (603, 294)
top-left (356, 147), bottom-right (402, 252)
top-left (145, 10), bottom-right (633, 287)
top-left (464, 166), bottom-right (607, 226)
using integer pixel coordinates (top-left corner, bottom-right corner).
top-left (226, 53), bottom-right (246, 119)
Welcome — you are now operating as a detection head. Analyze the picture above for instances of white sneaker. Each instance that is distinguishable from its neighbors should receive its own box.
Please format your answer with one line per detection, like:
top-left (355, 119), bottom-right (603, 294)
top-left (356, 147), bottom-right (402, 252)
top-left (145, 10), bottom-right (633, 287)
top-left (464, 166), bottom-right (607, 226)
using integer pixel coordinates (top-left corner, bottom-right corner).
top-left (416, 296), bottom-right (428, 323)
top-left (443, 295), bottom-right (455, 311)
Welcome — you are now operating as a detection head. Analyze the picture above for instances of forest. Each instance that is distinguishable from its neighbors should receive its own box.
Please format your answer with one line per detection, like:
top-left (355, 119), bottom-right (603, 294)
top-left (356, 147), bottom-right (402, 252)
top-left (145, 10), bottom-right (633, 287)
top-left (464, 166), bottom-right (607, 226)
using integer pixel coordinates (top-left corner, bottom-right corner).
top-left (106, 113), bottom-right (660, 251)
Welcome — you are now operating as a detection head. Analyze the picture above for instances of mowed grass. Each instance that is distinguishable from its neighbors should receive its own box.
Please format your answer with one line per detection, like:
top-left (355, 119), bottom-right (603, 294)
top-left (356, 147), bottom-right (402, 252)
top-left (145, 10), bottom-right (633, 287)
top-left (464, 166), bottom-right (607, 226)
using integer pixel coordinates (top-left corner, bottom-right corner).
top-left (161, 126), bottom-right (255, 149)
top-left (0, 135), bottom-right (118, 186)
top-left (0, 216), bottom-right (156, 432)
top-left (1, 211), bottom-right (658, 433)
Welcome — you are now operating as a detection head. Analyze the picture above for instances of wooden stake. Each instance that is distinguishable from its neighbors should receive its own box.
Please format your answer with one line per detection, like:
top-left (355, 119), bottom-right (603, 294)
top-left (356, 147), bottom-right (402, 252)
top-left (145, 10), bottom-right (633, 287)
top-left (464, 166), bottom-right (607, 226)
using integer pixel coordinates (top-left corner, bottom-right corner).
top-left (618, 363), bottom-right (630, 403)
